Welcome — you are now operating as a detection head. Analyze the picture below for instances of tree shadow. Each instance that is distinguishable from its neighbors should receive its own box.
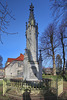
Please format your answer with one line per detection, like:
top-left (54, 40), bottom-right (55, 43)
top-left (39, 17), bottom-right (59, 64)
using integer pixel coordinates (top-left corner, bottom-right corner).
top-left (62, 74), bottom-right (67, 81)
top-left (40, 79), bottom-right (66, 100)
top-left (44, 90), bottom-right (57, 100)
top-left (43, 88), bottom-right (66, 100)
top-left (43, 90), bottom-right (66, 100)
top-left (23, 89), bottom-right (31, 100)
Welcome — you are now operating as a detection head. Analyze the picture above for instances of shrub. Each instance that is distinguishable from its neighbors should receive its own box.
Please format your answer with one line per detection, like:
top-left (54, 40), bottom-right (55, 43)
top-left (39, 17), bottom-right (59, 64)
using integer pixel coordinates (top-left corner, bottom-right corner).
top-left (63, 74), bottom-right (67, 81)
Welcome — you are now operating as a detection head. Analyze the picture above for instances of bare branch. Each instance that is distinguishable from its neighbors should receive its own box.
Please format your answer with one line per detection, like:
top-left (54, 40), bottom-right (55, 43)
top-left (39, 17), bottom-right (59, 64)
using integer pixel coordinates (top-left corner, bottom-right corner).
top-left (0, 1), bottom-right (17, 43)
top-left (40, 23), bottom-right (57, 75)
top-left (50, 0), bottom-right (67, 26)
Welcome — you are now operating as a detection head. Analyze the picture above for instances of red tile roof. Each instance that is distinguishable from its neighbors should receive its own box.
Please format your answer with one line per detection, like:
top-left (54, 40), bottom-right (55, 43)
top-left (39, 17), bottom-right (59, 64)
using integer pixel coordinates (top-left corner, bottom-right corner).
top-left (15, 54), bottom-right (24, 61)
top-left (7, 54), bottom-right (24, 63)
top-left (7, 58), bottom-right (16, 62)
top-left (4, 54), bottom-right (24, 69)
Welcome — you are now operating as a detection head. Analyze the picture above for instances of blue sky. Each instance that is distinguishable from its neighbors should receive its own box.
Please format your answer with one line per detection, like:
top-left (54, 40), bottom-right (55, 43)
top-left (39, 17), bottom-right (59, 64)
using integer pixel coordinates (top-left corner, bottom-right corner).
top-left (0, 0), bottom-right (53, 67)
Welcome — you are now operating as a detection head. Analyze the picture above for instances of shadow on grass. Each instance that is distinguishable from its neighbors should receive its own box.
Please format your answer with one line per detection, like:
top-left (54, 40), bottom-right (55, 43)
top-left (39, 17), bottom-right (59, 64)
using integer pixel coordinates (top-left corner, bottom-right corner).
top-left (44, 90), bottom-right (57, 100)
top-left (43, 90), bottom-right (67, 100)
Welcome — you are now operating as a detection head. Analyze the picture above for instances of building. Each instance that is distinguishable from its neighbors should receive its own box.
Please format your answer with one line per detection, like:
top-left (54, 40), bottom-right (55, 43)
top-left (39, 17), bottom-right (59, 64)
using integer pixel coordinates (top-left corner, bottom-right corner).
top-left (4, 54), bottom-right (24, 79)
top-left (0, 68), bottom-right (4, 79)
top-left (43, 67), bottom-right (53, 75)
top-left (4, 3), bottom-right (42, 81)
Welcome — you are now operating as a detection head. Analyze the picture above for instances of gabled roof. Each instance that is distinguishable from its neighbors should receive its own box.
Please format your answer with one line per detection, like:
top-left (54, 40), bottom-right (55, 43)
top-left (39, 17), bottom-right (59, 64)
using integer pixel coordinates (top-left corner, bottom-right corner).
top-left (7, 58), bottom-right (16, 62)
top-left (7, 54), bottom-right (24, 63)
top-left (4, 54), bottom-right (24, 69)
top-left (15, 54), bottom-right (24, 61)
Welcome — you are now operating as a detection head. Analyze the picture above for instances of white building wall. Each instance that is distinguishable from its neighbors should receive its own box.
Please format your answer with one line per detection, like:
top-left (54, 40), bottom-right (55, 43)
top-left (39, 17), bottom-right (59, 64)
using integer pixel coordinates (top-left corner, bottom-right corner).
top-left (5, 61), bottom-right (24, 79)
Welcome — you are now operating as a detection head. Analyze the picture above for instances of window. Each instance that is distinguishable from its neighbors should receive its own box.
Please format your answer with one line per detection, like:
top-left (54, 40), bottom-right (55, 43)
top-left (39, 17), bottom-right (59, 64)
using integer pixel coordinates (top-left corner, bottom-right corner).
top-left (17, 70), bottom-right (23, 76)
top-left (17, 70), bottom-right (20, 75)
top-left (18, 62), bottom-right (21, 67)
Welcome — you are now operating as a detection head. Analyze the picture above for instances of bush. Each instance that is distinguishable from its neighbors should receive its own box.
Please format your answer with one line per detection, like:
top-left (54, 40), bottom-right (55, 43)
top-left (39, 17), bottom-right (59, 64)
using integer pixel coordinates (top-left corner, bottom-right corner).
top-left (0, 80), bottom-right (3, 86)
top-left (63, 74), bottom-right (67, 81)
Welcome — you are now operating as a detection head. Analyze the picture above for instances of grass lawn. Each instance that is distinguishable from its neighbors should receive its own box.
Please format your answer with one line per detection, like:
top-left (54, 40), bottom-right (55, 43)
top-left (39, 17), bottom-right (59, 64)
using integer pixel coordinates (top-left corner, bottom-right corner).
top-left (42, 74), bottom-right (62, 80)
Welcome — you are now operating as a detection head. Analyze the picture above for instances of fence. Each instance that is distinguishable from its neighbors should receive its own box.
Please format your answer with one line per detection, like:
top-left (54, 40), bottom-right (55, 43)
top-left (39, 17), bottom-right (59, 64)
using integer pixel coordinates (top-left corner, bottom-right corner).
top-left (3, 78), bottom-right (63, 99)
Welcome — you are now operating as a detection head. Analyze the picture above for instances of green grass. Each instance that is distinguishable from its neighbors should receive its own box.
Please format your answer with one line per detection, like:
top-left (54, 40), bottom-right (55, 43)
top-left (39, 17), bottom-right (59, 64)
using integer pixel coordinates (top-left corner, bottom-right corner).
top-left (42, 74), bottom-right (62, 80)
top-left (0, 80), bottom-right (3, 85)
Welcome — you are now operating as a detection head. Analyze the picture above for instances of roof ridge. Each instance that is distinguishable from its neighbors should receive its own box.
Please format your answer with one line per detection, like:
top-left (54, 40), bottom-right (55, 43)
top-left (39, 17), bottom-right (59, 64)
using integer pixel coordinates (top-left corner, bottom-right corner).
top-left (7, 53), bottom-right (24, 62)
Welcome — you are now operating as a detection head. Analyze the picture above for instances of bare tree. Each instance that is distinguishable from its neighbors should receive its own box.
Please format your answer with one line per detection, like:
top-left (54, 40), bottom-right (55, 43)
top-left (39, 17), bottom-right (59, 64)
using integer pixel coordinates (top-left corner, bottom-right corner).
top-left (50, 0), bottom-right (67, 74)
top-left (0, 55), bottom-right (3, 68)
top-left (50, 0), bottom-right (67, 27)
top-left (58, 24), bottom-right (67, 74)
top-left (66, 60), bottom-right (67, 70)
top-left (40, 23), bottom-right (58, 75)
top-left (0, 1), bottom-right (16, 44)
top-left (56, 54), bottom-right (62, 74)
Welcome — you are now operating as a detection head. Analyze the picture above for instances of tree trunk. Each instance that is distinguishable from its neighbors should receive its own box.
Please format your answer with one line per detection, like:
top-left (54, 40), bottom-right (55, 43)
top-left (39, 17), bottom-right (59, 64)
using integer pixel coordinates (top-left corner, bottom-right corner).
top-left (60, 33), bottom-right (65, 74)
top-left (51, 36), bottom-right (56, 75)
top-left (63, 46), bottom-right (65, 74)
top-left (53, 53), bottom-right (56, 75)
